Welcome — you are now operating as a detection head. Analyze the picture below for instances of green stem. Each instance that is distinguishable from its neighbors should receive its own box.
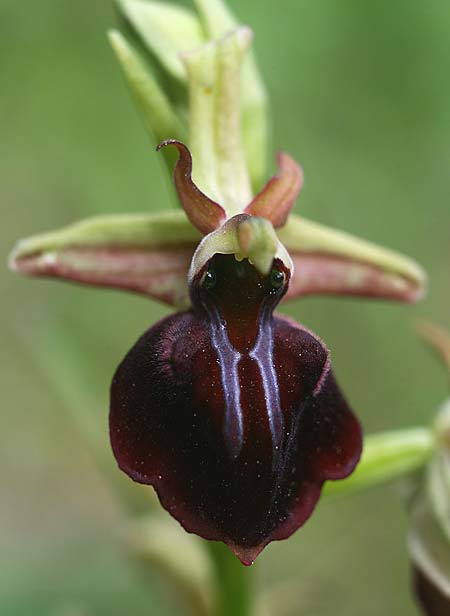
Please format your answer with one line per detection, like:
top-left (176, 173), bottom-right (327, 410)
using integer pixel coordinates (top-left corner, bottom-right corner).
top-left (207, 541), bottom-right (253, 616)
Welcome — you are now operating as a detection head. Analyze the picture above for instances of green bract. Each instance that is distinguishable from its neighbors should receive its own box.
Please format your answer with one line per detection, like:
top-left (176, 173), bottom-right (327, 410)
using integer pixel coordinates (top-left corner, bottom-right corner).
top-left (112, 0), bottom-right (267, 190)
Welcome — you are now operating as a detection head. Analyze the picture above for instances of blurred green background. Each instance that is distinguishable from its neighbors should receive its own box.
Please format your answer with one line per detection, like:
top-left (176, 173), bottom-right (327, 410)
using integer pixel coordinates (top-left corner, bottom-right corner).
top-left (2, 1), bottom-right (450, 614)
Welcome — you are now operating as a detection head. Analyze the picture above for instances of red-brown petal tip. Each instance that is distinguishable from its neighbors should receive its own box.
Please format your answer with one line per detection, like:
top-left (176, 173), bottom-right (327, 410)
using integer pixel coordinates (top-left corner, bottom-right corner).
top-left (157, 140), bottom-right (227, 235)
top-left (245, 151), bottom-right (303, 228)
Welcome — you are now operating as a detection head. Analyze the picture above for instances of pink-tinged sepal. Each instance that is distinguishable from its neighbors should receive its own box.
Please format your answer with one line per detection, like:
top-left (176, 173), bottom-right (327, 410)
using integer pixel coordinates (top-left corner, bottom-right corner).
top-left (278, 214), bottom-right (427, 303)
top-left (110, 254), bottom-right (362, 564)
top-left (13, 245), bottom-right (195, 306)
top-left (157, 140), bottom-right (227, 234)
top-left (245, 151), bottom-right (303, 228)
top-left (286, 252), bottom-right (423, 303)
top-left (9, 212), bottom-right (201, 308)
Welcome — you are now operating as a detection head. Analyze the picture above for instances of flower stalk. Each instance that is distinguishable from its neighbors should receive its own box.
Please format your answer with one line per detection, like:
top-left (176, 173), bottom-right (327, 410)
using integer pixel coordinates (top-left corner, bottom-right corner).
top-left (208, 542), bottom-right (253, 616)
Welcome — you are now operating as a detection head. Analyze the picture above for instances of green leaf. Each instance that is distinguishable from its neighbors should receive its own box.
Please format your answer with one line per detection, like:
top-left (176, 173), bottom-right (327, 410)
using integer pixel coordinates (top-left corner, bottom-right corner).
top-left (117, 0), bottom-right (205, 81)
top-left (193, 0), bottom-right (236, 37)
top-left (325, 428), bottom-right (435, 497)
top-left (109, 30), bottom-right (186, 152)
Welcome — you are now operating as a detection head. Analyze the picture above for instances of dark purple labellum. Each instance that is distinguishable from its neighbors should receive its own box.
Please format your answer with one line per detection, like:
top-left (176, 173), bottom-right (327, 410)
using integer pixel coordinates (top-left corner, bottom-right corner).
top-left (110, 254), bottom-right (362, 564)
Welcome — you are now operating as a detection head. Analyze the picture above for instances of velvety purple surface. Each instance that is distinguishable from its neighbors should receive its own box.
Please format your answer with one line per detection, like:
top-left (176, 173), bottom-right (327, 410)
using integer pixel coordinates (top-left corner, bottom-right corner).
top-left (110, 255), bottom-right (362, 563)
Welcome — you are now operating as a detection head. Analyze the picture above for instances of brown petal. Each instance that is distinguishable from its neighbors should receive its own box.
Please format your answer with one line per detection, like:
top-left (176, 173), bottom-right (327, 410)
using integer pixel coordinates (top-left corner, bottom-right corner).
top-left (158, 140), bottom-right (227, 234)
top-left (245, 152), bottom-right (303, 228)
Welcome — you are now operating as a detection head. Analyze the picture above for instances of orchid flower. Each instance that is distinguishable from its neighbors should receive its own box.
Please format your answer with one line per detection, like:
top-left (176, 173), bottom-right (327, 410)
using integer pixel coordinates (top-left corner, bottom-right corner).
top-left (9, 0), bottom-right (427, 565)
